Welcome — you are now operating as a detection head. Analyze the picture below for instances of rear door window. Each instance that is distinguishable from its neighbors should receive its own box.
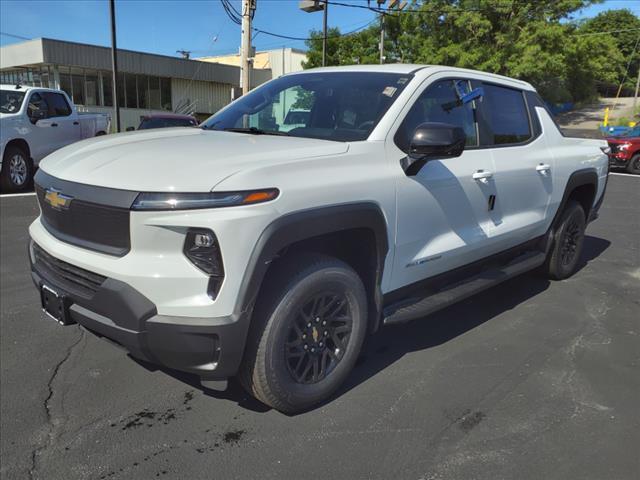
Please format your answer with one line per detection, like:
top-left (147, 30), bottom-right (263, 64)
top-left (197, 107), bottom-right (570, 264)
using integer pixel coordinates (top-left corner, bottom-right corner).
top-left (44, 92), bottom-right (72, 117)
top-left (477, 84), bottom-right (531, 145)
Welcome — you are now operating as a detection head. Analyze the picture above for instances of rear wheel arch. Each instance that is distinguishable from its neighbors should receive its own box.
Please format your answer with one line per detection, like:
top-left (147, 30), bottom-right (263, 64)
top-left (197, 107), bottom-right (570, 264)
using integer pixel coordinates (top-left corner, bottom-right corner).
top-left (551, 169), bottom-right (598, 231)
top-left (236, 203), bottom-right (389, 335)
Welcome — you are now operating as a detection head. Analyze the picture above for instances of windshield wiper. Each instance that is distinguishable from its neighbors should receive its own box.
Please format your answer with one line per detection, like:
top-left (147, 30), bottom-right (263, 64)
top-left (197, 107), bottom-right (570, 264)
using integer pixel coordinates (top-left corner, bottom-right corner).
top-left (222, 126), bottom-right (289, 136)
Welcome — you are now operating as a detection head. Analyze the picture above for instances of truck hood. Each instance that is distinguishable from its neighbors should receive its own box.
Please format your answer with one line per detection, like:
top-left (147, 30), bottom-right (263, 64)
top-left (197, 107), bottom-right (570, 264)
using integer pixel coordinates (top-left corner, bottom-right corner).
top-left (39, 128), bottom-right (349, 191)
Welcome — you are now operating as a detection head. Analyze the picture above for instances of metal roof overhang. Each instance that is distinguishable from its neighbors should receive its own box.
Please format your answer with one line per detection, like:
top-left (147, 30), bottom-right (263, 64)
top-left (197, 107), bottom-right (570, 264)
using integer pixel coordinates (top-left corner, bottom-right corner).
top-left (0, 38), bottom-right (271, 87)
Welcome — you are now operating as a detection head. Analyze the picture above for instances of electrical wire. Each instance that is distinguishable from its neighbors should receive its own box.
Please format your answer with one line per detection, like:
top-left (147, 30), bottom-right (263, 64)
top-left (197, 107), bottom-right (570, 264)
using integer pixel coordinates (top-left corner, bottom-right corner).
top-left (0, 31), bottom-right (31, 40)
top-left (252, 18), bottom-right (377, 42)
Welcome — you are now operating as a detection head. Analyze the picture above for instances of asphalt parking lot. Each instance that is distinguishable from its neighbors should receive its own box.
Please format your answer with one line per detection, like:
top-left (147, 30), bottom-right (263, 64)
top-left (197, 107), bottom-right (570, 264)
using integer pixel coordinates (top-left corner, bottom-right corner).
top-left (1, 174), bottom-right (638, 480)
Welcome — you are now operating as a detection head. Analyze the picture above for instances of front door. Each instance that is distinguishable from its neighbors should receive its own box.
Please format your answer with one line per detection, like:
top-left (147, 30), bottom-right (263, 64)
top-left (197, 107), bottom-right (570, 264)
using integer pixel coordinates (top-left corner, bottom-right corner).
top-left (387, 77), bottom-right (497, 292)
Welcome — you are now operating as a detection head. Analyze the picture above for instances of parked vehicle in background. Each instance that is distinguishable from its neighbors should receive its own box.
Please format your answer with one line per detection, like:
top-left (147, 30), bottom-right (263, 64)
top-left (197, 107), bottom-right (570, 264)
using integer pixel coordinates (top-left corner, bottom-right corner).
top-left (131, 113), bottom-right (198, 131)
top-left (0, 85), bottom-right (110, 192)
top-left (281, 109), bottom-right (310, 132)
top-left (605, 125), bottom-right (640, 174)
top-left (28, 65), bottom-right (608, 413)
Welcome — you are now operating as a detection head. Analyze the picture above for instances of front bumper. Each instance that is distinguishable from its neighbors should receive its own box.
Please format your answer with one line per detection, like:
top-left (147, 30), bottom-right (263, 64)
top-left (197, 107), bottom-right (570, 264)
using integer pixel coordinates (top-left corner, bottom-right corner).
top-left (29, 241), bottom-right (249, 380)
top-left (607, 153), bottom-right (630, 168)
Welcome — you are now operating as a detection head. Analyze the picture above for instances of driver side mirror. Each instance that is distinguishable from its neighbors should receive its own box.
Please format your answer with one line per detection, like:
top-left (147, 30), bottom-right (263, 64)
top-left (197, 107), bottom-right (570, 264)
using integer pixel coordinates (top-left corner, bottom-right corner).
top-left (401, 122), bottom-right (466, 176)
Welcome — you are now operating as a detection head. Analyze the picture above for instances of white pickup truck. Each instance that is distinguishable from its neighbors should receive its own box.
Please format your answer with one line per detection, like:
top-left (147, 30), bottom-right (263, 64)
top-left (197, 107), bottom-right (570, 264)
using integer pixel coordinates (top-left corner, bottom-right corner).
top-left (28, 65), bottom-right (608, 413)
top-left (0, 85), bottom-right (110, 191)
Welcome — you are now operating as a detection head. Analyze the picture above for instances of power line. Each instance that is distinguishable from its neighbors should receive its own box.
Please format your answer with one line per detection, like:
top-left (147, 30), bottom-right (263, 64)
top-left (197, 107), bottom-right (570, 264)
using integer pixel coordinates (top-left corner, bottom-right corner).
top-left (251, 19), bottom-right (376, 42)
top-left (0, 31), bottom-right (31, 40)
top-left (575, 27), bottom-right (640, 36)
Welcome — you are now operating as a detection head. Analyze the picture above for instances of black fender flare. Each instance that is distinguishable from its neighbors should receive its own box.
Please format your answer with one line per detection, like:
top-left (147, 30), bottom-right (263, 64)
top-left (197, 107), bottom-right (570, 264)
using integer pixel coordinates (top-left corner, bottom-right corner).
top-left (549, 168), bottom-right (599, 233)
top-left (234, 202), bottom-right (389, 330)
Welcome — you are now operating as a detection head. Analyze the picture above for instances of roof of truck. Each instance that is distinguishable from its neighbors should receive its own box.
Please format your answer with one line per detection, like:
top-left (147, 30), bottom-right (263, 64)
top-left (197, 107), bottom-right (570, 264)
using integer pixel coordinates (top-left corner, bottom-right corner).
top-left (289, 64), bottom-right (534, 90)
top-left (0, 84), bottom-right (67, 94)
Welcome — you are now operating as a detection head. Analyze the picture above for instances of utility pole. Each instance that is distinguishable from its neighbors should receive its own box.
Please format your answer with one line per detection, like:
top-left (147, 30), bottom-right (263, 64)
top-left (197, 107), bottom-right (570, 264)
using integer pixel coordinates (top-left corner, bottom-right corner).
top-left (377, 0), bottom-right (406, 64)
top-left (240, 0), bottom-right (255, 96)
top-left (109, 0), bottom-right (120, 133)
top-left (379, 13), bottom-right (385, 64)
top-left (634, 65), bottom-right (640, 110)
top-left (322, 1), bottom-right (328, 66)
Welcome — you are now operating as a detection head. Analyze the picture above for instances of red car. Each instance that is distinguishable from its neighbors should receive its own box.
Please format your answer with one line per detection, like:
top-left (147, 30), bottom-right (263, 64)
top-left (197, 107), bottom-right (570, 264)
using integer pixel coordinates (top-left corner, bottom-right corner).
top-left (605, 126), bottom-right (640, 174)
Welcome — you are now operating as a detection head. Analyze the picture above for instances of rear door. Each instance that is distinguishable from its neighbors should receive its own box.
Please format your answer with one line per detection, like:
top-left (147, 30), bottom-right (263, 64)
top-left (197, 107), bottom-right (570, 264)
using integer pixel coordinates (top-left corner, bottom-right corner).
top-left (387, 76), bottom-right (498, 291)
top-left (43, 92), bottom-right (81, 149)
top-left (474, 83), bottom-right (553, 248)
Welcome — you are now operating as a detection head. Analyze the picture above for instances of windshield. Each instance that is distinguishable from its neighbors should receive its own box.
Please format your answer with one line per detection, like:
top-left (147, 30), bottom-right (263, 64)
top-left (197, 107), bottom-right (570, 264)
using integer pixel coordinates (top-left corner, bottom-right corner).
top-left (202, 71), bottom-right (414, 142)
top-left (138, 117), bottom-right (197, 129)
top-left (0, 90), bottom-right (26, 114)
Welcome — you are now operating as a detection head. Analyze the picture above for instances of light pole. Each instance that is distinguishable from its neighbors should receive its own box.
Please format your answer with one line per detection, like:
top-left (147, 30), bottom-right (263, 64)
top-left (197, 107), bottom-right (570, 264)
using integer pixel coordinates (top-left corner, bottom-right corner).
top-left (299, 0), bottom-right (328, 66)
top-left (109, 0), bottom-right (120, 133)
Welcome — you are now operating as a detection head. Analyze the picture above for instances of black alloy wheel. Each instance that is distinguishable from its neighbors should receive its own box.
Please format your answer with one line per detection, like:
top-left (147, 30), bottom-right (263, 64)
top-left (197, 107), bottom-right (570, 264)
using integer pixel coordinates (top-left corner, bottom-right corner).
top-left (285, 292), bottom-right (352, 384)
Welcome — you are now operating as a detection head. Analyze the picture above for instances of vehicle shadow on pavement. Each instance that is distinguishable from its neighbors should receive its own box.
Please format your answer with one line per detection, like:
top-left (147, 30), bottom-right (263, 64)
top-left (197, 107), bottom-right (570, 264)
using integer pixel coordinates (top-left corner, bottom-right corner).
top-left (338, 235), bottom-right (611, 402)
top-left (133, 235), bottom-right (610, 415)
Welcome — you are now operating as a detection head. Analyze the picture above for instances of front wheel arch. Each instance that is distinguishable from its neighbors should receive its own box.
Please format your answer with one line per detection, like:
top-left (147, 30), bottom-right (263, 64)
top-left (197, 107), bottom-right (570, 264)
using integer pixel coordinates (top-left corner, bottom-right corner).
top-left (237, 203), bottom-right (389, 338)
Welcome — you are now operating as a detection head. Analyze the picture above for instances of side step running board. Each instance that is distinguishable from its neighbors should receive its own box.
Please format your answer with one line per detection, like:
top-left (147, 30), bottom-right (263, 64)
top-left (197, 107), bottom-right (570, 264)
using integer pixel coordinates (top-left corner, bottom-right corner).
top-left (383, 251), bottom-right (546, 325)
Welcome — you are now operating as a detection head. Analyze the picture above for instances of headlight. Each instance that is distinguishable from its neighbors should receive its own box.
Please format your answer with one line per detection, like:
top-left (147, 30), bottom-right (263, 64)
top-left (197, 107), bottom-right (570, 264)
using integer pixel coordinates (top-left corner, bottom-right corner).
top-left (618, 143), bottom-right (631, 150)
top-left (131, 189), bottom-right (279, 211)
top-left (183, 229), bottom-right (224, 299)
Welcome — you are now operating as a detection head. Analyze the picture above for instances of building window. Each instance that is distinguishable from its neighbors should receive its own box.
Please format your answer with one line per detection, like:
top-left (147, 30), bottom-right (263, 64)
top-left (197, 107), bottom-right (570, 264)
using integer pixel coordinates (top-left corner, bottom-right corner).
top-left (125, 73), bottom-right (137, 108)
top-left (40, 66), bottom-right (51, 89)
top-left (103, 73), bottom-right (113, 107)
top-left (59, 67), bottom-right (72, 100)
top-left (117, 72), bottom-right (125, 109)
top-left (149, 76), bottom-right (161, 110)
top-left (161, 77), bottom-right (171, 111)
top-left (85, 73), bottom-right (99, 106)
top-left (71, 73), bottom-right (85, 105)
top-left (137, 75), bottom-right (148, 109)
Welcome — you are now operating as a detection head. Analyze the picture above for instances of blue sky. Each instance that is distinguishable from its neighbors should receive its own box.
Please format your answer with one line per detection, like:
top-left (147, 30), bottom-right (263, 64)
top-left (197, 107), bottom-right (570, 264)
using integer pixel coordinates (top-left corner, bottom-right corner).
top-left (1, 0), bottom-right (639, 58)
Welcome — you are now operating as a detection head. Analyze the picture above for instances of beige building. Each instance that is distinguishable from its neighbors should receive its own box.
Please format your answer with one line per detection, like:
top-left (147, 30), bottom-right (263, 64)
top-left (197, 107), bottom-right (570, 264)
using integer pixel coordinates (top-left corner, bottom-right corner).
top-left (198, 48), bottom-right (307, 79)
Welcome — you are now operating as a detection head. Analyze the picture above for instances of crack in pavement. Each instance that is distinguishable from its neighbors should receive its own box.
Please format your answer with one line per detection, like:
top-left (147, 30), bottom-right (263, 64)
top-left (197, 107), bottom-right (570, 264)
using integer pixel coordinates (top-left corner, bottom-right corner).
top-left (28, 327), bottom-right (85, 480)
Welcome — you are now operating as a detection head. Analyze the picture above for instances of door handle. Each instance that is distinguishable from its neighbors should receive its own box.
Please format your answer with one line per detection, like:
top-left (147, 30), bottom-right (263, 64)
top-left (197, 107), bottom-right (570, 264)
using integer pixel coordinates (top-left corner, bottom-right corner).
top-left (51, 123), bottom-right (58, 127)
top-left (472, 170), bottom-right (493, 183)
top-left (536, 163), bottom-right (551, 174)
top-left (73, 121), bottom-right (79, 125)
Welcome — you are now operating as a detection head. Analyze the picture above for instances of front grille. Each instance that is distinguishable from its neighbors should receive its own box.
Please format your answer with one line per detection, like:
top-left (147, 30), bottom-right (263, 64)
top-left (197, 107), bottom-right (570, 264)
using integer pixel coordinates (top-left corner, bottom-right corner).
top-left (32, 243), bottom-right (106, 298)
top-left (609, 144), bottom-right (619, 154)
top-left (36, 184), bottom-right (131, 256)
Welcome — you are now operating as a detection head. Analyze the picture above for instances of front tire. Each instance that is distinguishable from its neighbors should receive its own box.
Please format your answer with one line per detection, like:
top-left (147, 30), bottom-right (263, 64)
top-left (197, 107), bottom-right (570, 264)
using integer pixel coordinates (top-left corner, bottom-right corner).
top-left (1, 145), bottom-right (33, 192)
top-left (240, 254), bottom-right (368, 413)
top-left (626, 154), bottom-right (640, 175)
top-left (544, 200), bottom-right (586, 280)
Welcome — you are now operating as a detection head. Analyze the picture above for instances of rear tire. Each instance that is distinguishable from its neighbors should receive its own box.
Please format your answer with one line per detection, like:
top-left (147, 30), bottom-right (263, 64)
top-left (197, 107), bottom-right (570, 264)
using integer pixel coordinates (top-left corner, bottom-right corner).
top-left (239, 254), bottom-right (368, 414)
top-left (544, 200), bottom-right (586, 280)
top-left (626, 154), bottom-right (640, 175)
top-left (1, 145), bottom-right (33, 193)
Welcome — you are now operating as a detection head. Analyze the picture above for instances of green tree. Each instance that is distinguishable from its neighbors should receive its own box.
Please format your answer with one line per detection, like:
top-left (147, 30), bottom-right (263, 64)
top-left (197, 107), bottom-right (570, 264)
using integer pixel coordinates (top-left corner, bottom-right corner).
top-left (302, 0), bottom-right (630, 103)
top-left (579, 9), bottom-right (640, 92)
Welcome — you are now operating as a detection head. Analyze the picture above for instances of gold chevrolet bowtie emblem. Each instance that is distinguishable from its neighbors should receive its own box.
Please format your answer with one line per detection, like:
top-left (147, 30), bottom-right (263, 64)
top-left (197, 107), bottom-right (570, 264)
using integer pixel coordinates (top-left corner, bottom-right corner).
top-left (44, 189), bottom-right (73, 210)
top-left (312, 327), bottom-right (319, 342)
